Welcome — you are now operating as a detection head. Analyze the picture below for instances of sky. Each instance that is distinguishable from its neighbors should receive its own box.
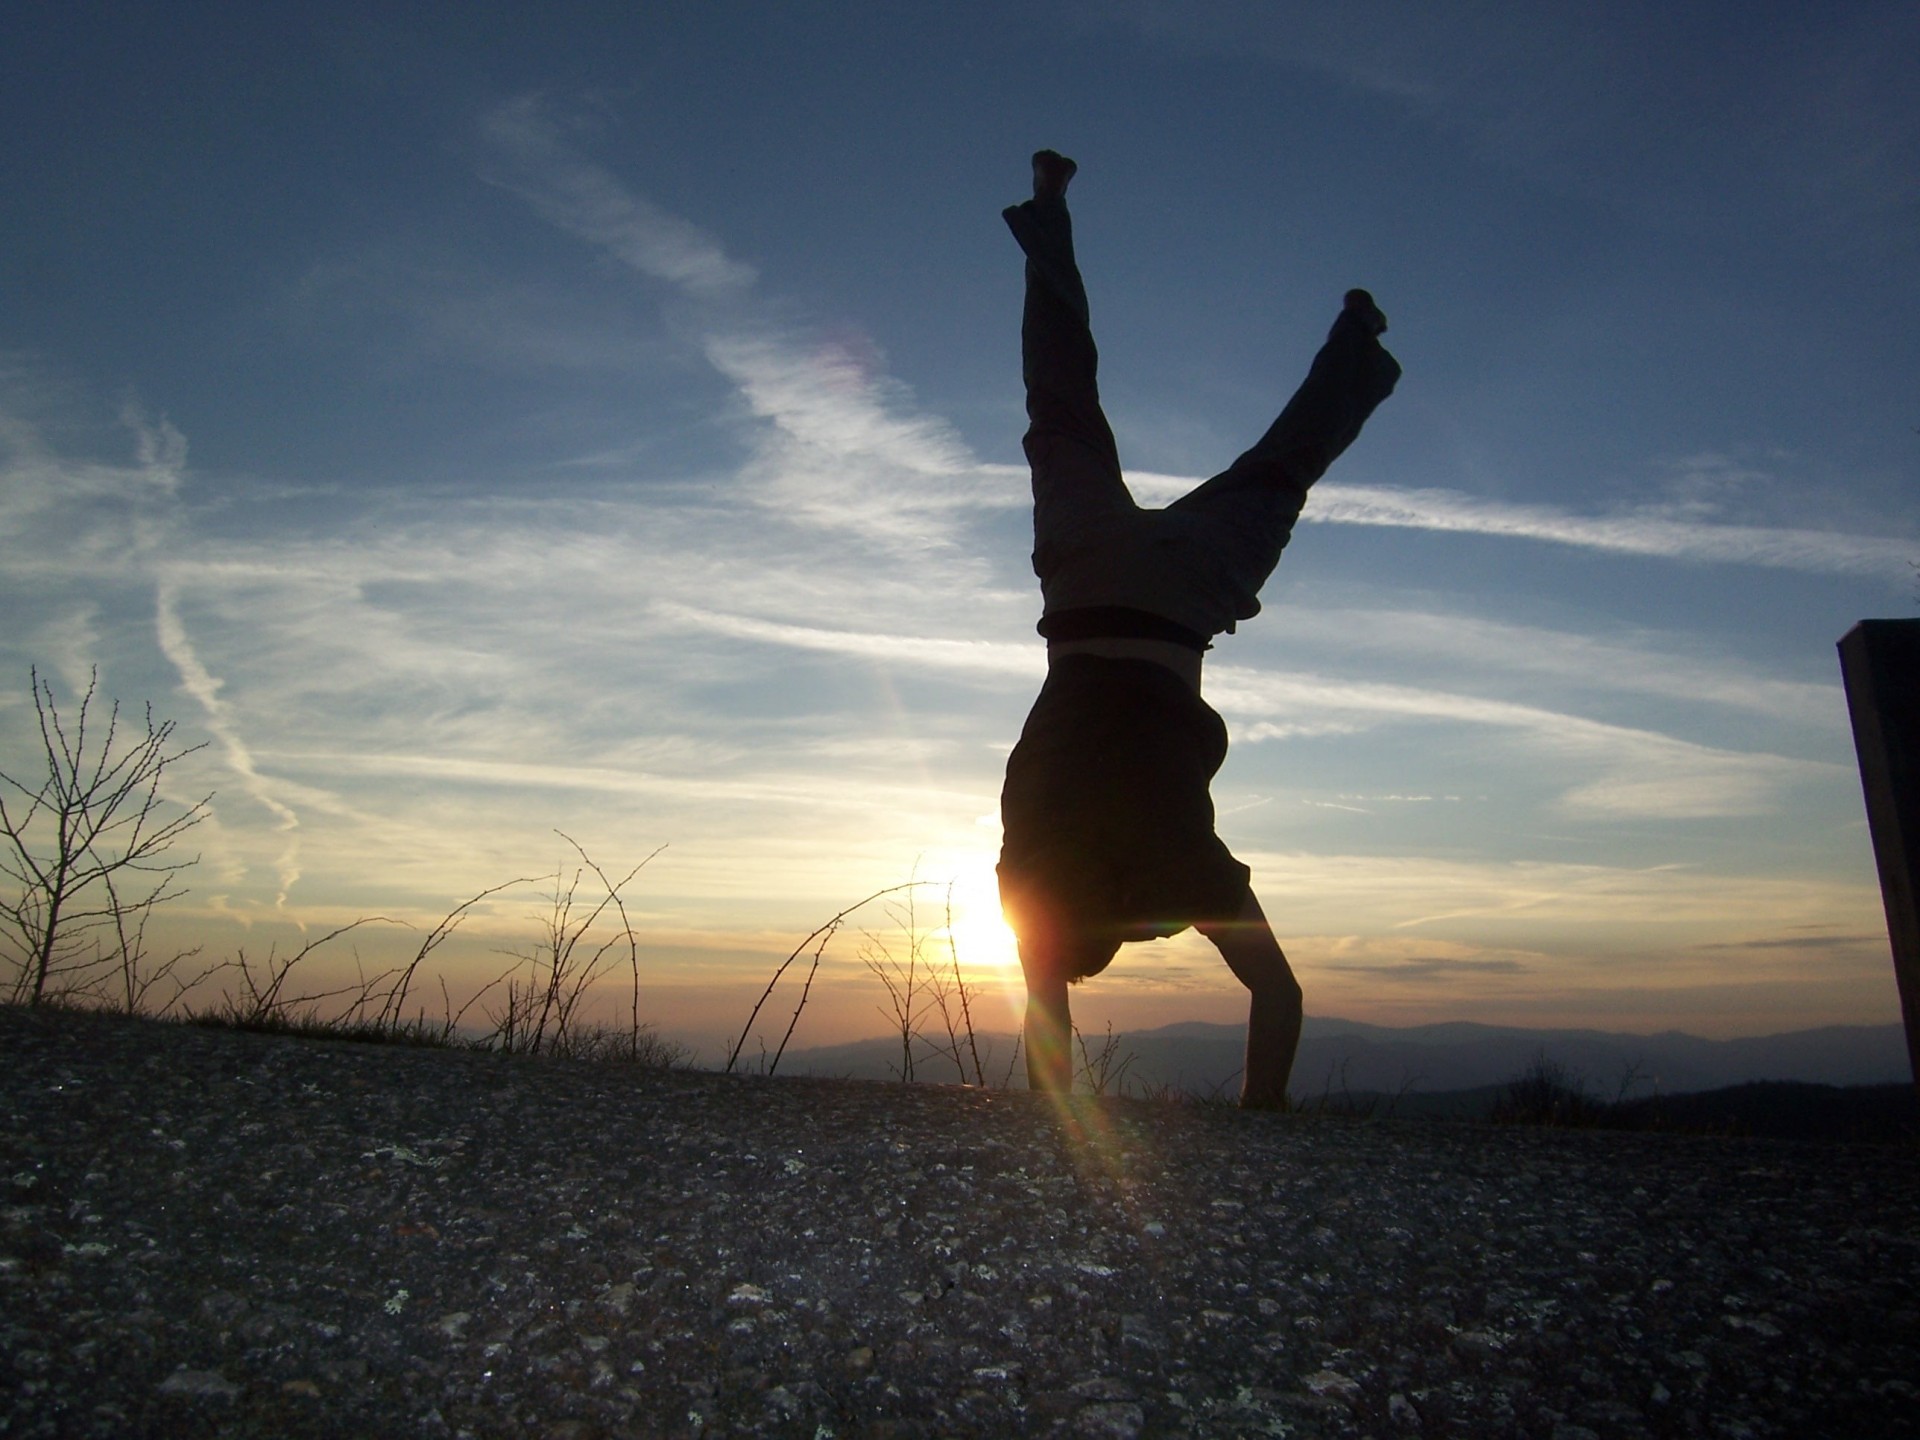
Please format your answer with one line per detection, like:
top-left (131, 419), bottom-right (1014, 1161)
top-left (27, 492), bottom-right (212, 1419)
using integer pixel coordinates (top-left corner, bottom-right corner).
top-left (2, 2), bottom-right (1916, 1061)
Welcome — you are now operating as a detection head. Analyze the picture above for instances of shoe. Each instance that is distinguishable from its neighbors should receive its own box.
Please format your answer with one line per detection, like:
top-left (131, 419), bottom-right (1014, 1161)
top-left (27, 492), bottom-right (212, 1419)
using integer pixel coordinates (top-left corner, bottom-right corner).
top-left (1342, 288), bottom-right (1388, 336)
top-left (1031, 149), bottom-right (1077, 200)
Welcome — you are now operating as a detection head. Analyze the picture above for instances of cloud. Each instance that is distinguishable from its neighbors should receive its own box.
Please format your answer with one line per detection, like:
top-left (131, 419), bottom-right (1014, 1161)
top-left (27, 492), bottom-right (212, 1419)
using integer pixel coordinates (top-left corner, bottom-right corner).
top-left (1323, 954), bottom-right (1531, 982)
top-left (1126, 471), bottom-right (1913, 581)
top-left (704, 333), bottom-right (994, 548)
top-left (652, 602), bottom-right (1040, 679)
top-left (476, 95), bottom-right (1007, 558)
top-left (1693, 933), bottom-right (1886, 953)
top-left (477, 96), bottom-right (756, 296)
top-left (1238, 850), bottom-right (1884, 943)
top-left (153, 579), bottom-right (304, 904)
top-left (1269, 607), bottom-right (1844, 731)
top-left (0, 385), bottom-right (184, 576)
top-left (706, 336), bottom-right (974, 480)
top-left (641, 597), bottom-right (1830, 824)
top-left (269, 745), bottom-right (984, 816)
top-left (645, 594), bottom-right (1829, 823)
top-left (1308, 483), bottom-right (1916, 580)
top-left (1212, 663), bottom-right (1840, 820)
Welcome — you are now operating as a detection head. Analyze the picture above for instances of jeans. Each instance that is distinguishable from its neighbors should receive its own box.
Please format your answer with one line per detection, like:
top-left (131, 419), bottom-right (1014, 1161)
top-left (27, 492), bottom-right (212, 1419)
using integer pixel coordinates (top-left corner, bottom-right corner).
top-left (1006, 194), bottom-right (1402, 641)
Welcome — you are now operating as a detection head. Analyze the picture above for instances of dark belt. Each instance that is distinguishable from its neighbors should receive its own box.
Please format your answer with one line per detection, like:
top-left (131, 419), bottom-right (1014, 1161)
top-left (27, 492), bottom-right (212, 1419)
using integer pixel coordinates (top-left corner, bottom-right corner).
top-left (1037, 606), bottom-right (1210, 653)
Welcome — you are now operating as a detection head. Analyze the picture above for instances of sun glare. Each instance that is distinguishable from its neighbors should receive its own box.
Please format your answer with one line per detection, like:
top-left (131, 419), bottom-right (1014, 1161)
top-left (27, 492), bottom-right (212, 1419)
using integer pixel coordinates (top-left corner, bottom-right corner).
top-left (938, 867), bottom-right (1023, 975)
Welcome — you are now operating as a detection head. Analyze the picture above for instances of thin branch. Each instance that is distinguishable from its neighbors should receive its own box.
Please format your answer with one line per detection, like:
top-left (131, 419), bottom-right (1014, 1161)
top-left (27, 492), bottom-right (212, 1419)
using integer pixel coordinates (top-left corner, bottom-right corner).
top-left (726, 882), bottom-right (927, 1075)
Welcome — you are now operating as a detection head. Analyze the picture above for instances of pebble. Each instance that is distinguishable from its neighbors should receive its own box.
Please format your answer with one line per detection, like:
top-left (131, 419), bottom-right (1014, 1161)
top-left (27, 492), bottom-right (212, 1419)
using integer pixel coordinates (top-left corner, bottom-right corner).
top-left (156, 1369), bottom-right (240, 1399)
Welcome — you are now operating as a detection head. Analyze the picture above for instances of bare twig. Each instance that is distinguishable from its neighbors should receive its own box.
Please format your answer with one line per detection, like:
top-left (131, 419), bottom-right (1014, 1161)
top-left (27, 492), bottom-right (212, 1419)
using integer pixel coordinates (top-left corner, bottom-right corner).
top-left (726, 882), bottom-right (926, 1075)
top-left (561, 832), bottom-right (665, 1060)
top-left (942, 884), bottom-right (985, 1086)
top-left (209, 918), bottom-right (398, 1025)
top-left (767, 922), bottom-right (835, 1077)
top-left (375, 875), bottom-right (537, 1031)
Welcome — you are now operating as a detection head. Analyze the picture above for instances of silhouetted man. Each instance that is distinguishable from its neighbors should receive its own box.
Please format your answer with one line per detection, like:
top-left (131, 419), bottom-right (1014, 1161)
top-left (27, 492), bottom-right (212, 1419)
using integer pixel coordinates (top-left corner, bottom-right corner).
top-left (997, 150), bottom-right (1401, 1106)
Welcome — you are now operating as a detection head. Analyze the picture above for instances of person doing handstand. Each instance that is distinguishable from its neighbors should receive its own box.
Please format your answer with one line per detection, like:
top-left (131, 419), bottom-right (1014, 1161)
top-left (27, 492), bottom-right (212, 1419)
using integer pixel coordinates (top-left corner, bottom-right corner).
top-left (997, 150), bottom-right (1401, 1107)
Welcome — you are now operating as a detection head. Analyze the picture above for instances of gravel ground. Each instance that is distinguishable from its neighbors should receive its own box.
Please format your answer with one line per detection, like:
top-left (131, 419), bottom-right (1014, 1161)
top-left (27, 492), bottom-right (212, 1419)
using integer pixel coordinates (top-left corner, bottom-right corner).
top-left (4, 1005), bottom-right (1919, 1439)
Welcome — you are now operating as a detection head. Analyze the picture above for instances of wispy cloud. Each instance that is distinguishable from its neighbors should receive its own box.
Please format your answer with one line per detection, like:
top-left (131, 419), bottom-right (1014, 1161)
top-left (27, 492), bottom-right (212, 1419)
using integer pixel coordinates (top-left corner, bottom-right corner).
top-left (648, 597), bottom-right (1833, 822)
top-left (1210, 663), bottom-right (1840, 820)
top-left (1308, 482), bottom-right (1915, 580)
top-left (1126, 471), bottom-right (1913, 581)
top-left (652, 602), bottom-right (1039, 678)
top-left (477, 95), bottom-right (1000, 556)
top-left (153, 579), bottom-right (303, 903)
top-left (1693, 933), bottom-right (1886, 953)
top-left (705, 336), bottom-right (974, 480)
top-left (477, 96), bottom-right (757, 296)
top-left (1323, 953), bottom-right (1531, 982)
top-left (0, 383), bottom-right (184, 576)
top-left (1271, 607), bottom-right (1844, 731)
top-left (1238, 849), bottom-right (1883, 939)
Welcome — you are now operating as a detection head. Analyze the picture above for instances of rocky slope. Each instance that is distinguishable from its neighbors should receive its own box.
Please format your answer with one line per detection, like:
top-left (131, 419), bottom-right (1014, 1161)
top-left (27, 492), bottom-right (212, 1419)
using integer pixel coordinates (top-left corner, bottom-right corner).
top-left (4, 1005), bottom-right (1917, 1438)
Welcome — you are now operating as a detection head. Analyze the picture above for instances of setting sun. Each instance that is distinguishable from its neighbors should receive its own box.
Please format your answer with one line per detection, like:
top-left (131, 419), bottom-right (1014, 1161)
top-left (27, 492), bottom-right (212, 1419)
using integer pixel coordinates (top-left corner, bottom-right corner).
top-left (933, 864), bottom-right (1023, 976)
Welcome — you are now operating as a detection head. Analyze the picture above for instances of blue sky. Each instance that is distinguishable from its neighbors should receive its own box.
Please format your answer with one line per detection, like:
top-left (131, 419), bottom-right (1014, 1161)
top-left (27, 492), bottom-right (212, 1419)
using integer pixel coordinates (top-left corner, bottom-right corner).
top-left (3, 2), bottom-right (1915, 1056)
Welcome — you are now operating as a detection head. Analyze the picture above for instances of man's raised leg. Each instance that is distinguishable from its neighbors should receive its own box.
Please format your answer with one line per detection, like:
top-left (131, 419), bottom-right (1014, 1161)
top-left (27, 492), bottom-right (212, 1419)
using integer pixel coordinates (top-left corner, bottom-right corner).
top-left (1169, 291), bottom-right (1401, 542)
top-left (1198, 892), bottom-right (1303, 1109)
top-left (1238, 290), bottom-right (1401, 488)
top-left (1004, 152), bottom-right (1134, 543)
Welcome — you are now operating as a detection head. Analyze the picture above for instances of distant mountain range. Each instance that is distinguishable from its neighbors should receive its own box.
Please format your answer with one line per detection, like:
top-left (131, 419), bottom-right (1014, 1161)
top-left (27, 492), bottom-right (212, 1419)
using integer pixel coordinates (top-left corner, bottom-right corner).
top-left (775, 1016), bottom-right (1915, 1102)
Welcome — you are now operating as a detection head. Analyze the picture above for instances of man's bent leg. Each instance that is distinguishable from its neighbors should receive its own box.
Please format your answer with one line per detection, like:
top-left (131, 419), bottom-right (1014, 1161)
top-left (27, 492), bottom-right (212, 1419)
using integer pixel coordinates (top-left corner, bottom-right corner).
top-left (1197, 892), bottom-right (1303, 1109)
top-left (1019, 945), bottom-right (1075, 1095)
top-left (1170, 296), bottom-right (1401, 540)
top-left (1237, 294), bottom-right (1402, 488)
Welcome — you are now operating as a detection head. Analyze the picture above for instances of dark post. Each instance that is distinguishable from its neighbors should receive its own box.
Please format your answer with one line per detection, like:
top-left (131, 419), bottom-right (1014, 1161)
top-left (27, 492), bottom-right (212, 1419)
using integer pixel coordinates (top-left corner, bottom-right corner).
top-left (1838, 619), bottom-right (1920, 1090)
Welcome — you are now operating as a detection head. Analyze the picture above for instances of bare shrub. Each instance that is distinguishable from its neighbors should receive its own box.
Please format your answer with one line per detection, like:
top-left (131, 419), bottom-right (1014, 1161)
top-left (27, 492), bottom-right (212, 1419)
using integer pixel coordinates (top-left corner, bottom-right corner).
top-left (204, 918), bottom-right (399, 1028)
top-left (179, 835), bottom-right (678, 1067)
top-left (1074, 1021), bottom-right (1136, 1097)
top-left (531, 1021), bottom-right (688, 1068)
top-left (478, 833), bottom-right (664, 1059)
top-left (107, 903), bottom-right (212, 1018)
top-left (861, 886), bottom-right (940, 1083)
top-left (373, 875), bottom-right (534, 1034)
top-left (1491, 1052), bottom-right (1610, 1127)
top-left (0, 668), bottom-right (210, 1007)
top-left (861, 882), bottom-right (995, 1086)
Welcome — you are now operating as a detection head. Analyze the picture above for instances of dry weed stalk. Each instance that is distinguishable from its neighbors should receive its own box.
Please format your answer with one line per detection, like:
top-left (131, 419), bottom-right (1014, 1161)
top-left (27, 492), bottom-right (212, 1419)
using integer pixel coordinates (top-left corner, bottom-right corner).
top-left (176, 834), bottom-right (675, 1065)
top-left (731, 878), bottom-right (1002, 1086)
top-left (920, 885), bottom-right (986, 1086)
top-left (482, 832), bottom-right (664, 1058)
top-left (725, 882), bottom-right (922, 1076)
top-left (208, 918), bottom-right (399, 1027)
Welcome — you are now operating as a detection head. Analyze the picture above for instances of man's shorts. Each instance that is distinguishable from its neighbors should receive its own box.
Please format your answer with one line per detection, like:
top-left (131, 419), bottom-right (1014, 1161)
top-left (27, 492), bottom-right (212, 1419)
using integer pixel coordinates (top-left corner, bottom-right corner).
top-left (997, 654), bottom-right (1252, 981)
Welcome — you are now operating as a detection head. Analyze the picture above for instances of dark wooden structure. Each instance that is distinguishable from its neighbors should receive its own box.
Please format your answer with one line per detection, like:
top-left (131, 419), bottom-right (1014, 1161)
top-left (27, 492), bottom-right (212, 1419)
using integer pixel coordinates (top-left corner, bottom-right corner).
top-left (1839, 619), bottom-right (1920, 1089)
